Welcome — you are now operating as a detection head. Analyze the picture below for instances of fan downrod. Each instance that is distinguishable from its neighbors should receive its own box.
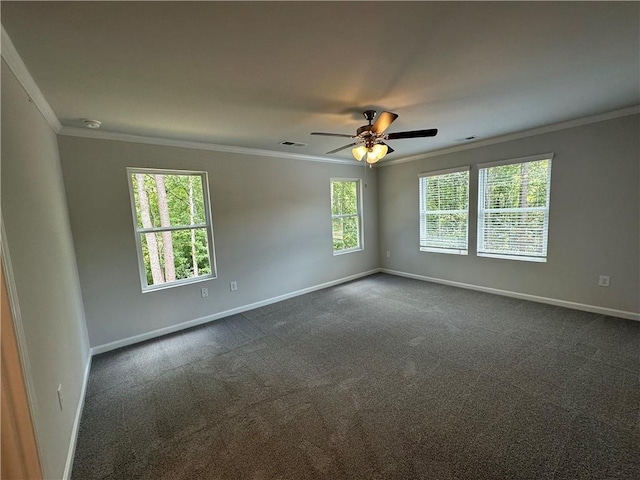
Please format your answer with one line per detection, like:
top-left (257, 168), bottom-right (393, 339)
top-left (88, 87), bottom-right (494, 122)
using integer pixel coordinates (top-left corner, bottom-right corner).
top-left (357, 110), bottom-right (377, 137)
top-left (362, 110), bottom-right (377, 124)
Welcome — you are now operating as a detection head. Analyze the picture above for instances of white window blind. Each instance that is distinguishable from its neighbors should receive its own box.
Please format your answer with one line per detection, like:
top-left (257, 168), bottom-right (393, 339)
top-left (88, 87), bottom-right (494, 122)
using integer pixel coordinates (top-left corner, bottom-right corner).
top-left (419, 167), bottom-right (469, 255)
top-left (477, 156), bottom-right (552, 262)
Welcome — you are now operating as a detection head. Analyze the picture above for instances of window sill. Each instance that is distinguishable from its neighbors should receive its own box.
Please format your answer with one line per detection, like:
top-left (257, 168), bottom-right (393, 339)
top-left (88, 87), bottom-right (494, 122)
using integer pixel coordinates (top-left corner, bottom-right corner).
top-left (477, 252), bottom-right (546, 263)
top-left (420, 247), bottom-right (468, 255)
top-left (333, 247), bottom-right (363, 256)
top-left (142, 273), bottom-right (217, 293)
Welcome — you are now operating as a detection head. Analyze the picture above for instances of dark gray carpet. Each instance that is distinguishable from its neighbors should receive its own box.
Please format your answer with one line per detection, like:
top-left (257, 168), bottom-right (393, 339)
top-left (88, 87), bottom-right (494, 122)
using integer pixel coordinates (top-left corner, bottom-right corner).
top-left (72, 273), bottom-right (640, 479)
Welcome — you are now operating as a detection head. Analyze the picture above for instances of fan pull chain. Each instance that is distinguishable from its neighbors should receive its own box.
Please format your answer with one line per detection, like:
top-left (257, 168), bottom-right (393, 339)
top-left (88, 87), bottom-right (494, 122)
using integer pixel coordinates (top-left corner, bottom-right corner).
top-left (364, 158), bottom-right (368, 188)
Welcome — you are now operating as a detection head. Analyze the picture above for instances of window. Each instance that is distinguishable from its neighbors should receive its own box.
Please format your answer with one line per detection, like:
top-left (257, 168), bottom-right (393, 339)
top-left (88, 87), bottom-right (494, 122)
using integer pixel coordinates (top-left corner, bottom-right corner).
top-left (127, 168), bottom-right (216, 291)
top-left (331, 179), bottom-right (362, 254)
top-left (477, 154), bottom-right (553, 262)
top-left (419, 167), bottom-right (470, 254)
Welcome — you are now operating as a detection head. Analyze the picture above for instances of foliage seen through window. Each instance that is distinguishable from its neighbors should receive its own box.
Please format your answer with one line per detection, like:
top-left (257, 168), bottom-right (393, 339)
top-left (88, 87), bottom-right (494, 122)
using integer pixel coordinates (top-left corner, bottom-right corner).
top-left (331, 180), bottom-right (361, 253)
top-left (129, 170), bottom-right (215, 289)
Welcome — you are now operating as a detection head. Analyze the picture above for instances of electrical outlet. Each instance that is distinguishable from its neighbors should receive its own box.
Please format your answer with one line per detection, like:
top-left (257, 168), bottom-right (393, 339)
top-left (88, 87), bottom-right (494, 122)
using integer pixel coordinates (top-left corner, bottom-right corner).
top-left (230, 281), bottom-right (238, 291)
top-left (57, 384), bottom-right (64, 410)
top-left (598, 275), bottom-right (610, 287)
top-left (201, 287), bottom-right (208, 298)
top-left (386, 251), bottom-right (391, 258)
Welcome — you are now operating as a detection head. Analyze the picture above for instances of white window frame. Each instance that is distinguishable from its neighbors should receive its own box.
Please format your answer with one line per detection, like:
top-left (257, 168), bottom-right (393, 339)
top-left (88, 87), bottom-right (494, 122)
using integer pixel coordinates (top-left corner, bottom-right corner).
top-left (127, 167), bottom-right (217, 292)
top-left (477, 153), bottom-right (553, 263)
top-left (419, 166), bottom-right (470, 255)
top-left (330, 178), bottom-right (363, 255)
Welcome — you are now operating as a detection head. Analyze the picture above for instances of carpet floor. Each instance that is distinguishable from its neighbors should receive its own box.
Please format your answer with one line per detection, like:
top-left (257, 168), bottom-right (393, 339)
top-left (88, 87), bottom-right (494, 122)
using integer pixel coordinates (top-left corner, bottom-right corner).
top-left (72, 273), bottom-right (640, 479)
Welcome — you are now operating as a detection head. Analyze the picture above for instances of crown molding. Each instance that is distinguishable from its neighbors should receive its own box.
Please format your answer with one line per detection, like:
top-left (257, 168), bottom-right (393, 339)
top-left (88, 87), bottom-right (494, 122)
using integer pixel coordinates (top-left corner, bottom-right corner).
top-left (1, 25), bottom-right (62, 133)
top-left (57, 127), bottom-right (356, 165)
top-left (57, 105), bottom-right (640, 168)
top-left (379, 105), bottom-right (640, 167)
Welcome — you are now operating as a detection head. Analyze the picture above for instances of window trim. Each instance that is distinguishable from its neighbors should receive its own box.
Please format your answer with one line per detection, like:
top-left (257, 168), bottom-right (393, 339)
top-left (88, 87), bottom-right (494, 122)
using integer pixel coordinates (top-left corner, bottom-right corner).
top-left (126, 167), bottom-right (217, 293)
top-left (477, 153), bottom-right (553, 263)
top-left (330, 178), bottom-right (364, 255)
top-left (418, 166), bottom-right (470, 255)
top-left (477, 152), bottom-right (555, 170)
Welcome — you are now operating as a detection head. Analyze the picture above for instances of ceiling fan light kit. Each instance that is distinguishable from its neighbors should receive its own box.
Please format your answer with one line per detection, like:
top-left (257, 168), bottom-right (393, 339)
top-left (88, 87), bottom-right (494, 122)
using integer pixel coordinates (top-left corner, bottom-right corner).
top-left (352, 143), bottom-right (388, 164)
top-left (311, 110), bottom-right (437, 165)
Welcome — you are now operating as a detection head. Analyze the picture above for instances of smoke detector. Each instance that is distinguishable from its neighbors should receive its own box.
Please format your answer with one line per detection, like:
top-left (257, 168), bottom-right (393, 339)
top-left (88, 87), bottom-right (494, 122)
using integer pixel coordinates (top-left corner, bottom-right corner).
top-left (82, 119), bottom-right (102, 129)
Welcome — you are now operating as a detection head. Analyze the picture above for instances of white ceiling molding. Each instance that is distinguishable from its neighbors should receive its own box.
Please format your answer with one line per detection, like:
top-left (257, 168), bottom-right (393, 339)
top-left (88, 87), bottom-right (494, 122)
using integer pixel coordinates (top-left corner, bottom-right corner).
top-left (52, 104), bottom-right (640, 168)
top-left (379, 105), bottom-right (640, 167)
top-left (57, 127), bottom-right (356, 166)
top-left (1, 25), bottom-right (62, 133)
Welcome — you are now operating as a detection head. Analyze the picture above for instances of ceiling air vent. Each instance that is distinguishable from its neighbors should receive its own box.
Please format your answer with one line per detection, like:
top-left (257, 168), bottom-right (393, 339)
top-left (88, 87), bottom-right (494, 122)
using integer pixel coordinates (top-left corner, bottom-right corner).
top-left (279, 141), bottom-right (307, 147)
top-left (453, 135), bottom-right (479, 143)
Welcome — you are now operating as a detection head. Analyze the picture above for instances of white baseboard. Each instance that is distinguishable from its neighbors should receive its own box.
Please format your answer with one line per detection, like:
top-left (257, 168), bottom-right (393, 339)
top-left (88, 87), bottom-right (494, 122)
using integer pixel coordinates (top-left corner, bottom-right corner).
top-left (381, 269), bottom-right (640, 321)
top-left (91, 268), bottom-right (382, 355)
top-left (63, 355), bottom-right (92, 480)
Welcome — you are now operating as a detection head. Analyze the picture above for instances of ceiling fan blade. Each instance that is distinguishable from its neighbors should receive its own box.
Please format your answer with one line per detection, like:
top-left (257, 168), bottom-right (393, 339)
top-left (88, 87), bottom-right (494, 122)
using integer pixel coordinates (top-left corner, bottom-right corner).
top-left (371, 111), bottom-right (399, 134)
top-left (311, 132), bottom-right (355, 138)
top-left (326, 142), bottom-right (358, 155)
top-left (380, 142), bottom-right (395, 154)
top-left (387, 128), bottom-right (438, 140)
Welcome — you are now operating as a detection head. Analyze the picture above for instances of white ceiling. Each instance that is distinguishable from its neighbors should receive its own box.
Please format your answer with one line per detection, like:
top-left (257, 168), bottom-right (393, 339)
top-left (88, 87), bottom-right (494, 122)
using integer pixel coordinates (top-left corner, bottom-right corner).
top-left (2, 1), bottom-right (639, 162)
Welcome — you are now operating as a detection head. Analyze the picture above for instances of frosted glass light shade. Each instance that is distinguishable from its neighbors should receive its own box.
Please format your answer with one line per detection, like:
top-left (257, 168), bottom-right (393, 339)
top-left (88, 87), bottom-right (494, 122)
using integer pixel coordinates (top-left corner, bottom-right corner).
top-left (371, 144), bottom-right (388, 158)
top-left (366, 151), bottom-right (380, 164)
top-left (365, 144), bottom-right (388, 164)
top-left (352, 145), bottom-right (367, 161)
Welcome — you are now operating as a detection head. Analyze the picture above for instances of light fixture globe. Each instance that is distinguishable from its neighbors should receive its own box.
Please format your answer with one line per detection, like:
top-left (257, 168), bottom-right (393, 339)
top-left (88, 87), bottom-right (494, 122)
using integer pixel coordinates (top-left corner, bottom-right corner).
top-left (365, 152), bottom-right (377, 163)
top-left (352, 145), bottom-right (367, 161)
top-left (372, 143), bottom-right (388, 158)
top-left (366, 150), bottom-right (380, 164)
top-left (361, 143), bottom-right (388, 164)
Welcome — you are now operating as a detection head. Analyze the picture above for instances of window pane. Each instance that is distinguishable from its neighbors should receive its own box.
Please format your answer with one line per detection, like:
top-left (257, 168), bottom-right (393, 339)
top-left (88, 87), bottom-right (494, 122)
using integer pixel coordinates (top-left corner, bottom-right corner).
top-left (424, 212), bottom-right (468, 250)
top-left (132, 173), bottom-right (206, 228)
top-left (481, 211), bottom-right (546, 256)
top-left (331, 180), bottom-right (361, 253)
top-left (419, 170), bottom-right (469, 253)
top-left (139, 228), bottom-right (211, 286)
top-left (478, 158), bottom-right (551, 260)
top-left (332, 181), bottom-right (358, 216)
top-left (424, 171), bottom-right (469, 211)
top-left (482, 160), bottom-right (550, 210)
top-left (332, 216), bottom-right (360, 251)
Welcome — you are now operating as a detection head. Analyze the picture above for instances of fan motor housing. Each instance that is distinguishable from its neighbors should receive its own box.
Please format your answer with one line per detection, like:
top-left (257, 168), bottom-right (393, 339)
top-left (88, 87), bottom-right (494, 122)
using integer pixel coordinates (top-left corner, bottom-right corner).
top-left (357, 125), bottom-right (374, 137)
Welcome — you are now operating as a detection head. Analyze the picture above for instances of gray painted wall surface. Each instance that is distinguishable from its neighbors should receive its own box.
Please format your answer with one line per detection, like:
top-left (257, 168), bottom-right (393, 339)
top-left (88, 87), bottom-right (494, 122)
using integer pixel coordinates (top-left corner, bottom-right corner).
top-left (378, 114), bottom-right (640, 314)
top-left (58, 136), bottom-right (379, 347)
top-left (1, 61), bottom-right (91, 479)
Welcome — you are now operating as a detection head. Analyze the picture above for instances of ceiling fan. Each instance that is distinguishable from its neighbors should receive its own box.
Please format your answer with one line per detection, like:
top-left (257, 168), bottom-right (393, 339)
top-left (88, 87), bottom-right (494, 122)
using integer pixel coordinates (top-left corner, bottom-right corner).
top-left (311, 110), bottom-right (437, 164)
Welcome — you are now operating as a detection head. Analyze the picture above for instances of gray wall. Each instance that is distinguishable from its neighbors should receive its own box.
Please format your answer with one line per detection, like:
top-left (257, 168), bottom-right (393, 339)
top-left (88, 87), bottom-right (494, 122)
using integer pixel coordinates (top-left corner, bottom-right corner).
top-left (1, 61), bottom-right (91, 479)
top-left (58, 136), bottom-right (379, 347)
top-left (378, 114), bottom-right (640, 314)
